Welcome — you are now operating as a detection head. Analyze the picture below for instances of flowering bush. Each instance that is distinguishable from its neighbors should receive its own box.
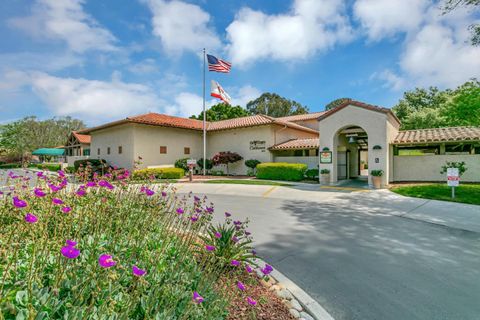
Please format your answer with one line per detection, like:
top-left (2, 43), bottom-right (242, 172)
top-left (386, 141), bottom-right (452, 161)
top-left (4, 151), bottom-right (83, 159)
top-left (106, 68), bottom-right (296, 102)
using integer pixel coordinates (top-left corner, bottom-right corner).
top-left (0, 168), bottom-right (268, 318)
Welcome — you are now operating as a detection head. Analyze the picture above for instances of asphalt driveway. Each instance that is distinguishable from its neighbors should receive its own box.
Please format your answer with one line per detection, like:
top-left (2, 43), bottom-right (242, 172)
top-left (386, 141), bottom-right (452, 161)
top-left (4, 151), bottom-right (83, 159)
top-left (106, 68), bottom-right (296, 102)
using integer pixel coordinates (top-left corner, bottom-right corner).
top-left (177, 184), bottom-right (480, 320)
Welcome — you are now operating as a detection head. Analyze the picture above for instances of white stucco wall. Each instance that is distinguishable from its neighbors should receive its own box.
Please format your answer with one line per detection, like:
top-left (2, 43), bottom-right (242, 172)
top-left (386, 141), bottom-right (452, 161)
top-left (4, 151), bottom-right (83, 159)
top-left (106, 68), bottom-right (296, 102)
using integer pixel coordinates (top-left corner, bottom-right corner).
top-left (393, 154), bottom-right (480, 182)
top-left (90, 124), bottom-right (135, 169)
top-left (274, 126), bottom-right (318, 145)
top-left (318, 105), bottom-right (398, 186)
top-left (132, 124), bottom-right (203, 169)
top-left (208, 125), bottom-right (275, 175)
top-left (273, 156), bottom-right (318, 169)
top-left (289, 119), bottom-right (318, 130)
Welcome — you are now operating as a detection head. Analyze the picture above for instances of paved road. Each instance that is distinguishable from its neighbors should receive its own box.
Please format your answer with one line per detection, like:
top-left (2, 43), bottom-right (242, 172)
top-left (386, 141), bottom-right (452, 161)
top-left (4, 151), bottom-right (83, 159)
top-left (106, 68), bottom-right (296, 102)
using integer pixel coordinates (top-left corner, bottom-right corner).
top-left (176, 184), bottom-right (480, 320)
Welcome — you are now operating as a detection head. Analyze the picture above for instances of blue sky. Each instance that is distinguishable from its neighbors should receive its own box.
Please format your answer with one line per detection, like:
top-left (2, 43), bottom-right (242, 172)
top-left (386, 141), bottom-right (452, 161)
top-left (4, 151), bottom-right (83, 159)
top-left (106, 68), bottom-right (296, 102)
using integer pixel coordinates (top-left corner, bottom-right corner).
top-left (0, 0), bottom-right (478, 126)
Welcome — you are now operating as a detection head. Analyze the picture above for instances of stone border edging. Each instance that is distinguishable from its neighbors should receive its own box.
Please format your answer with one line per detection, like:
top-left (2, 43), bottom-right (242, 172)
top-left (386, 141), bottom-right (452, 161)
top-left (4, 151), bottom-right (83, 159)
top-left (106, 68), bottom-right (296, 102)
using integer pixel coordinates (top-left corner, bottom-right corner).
top-left (254, 258), bottom-right (334, 320)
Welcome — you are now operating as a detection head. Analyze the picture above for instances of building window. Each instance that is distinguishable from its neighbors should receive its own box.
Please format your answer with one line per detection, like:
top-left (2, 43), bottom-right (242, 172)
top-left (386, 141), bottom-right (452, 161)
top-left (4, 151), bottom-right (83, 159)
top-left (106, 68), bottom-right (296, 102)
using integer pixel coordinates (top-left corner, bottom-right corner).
top-left (394, 146), bottom-right (439, 156)
top-left (97, 148), bottom-right (100, 155)
top-left (160, 146), bottom-right (167, 154)
top-left (445, 144), bottom-right (472, 155)
top-left (184, 147), bottom-right (190, 155)
top-left (107, 147), bottom-right (111, 155)
top-left (83, 149), bottom-right (90, 156)
top-left (118, 146), bottom-right (123, 154)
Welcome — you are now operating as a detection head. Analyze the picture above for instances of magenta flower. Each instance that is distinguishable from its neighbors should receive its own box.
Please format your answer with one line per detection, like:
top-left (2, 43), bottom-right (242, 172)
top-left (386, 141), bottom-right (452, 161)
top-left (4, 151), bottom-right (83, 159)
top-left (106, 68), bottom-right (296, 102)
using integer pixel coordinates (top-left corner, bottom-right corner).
top-left (132, 265), bottom-right (146, 277)
top-left (232, 236), bottom-right (239, 243)
top-left (52, 198), bottom-right (63, 205)
top-left (66, 240), bottom-right (77, 246)
top-left (48, 184), bottom-right (61, 192)
top-left (261, 264), bottom-right (273, 276)
top-left (230, 260), bottom-right (240, 267)
top-left (25, 213), bottom-right (38, 223)
top-left (246, 265), bottom-right (253, 273)
top-left (98, 254), bottom-right (116, 268)
top-left (247, 297), bottom-right (257, 306)
top-left (205, 245), bottom-right (216, 252)
top-left (145, 189), bottom-right (155, 196)
top-left (86, 181), bottom-right (97, 188)
top-left (176, 208), bottom-right (184, 215)
top-left (99, 180), bottom-right (114, 190)
top-left (61, 206), bottom-right (72, 213)
top-left (34, 188), bottom-right (46, 198)
top-left (237, 281), bottom-right (246, 291)
top-left (206, 207), bottom-right (214, 213)
top-left (225, 212), bottom-right (231, 217)
top-left (233, 220), bottom-right (242, 226)
top-left (214, 232), bottom-right (222, 239)
top-left (36, 171), bottom-right (44, 177)
top-left (61, 241), bottom-right (80, 259)
top-left (161, 191), bottom-right (167, 197)
top-left (192, 291), bottom-right (204, 304)
top-left (13, 196), bottom-right (27, 208)
top-left (57, 170), bottom-right (65, 177)
top-left (190, 215), bottom-right (199, 222)
top-left (76, 188), bottom-right (86, 197)
top-left (245, 231), bottom-right (251, 236)
top-left (194, 196), bottom-right (200, 202)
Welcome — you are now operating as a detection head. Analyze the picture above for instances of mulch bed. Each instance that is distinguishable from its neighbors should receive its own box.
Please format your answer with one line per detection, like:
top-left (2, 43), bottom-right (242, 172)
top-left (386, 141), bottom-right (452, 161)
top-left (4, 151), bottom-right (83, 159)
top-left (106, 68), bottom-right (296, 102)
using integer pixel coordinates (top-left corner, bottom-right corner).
top-left (223, 273), bottom-right (295, 320)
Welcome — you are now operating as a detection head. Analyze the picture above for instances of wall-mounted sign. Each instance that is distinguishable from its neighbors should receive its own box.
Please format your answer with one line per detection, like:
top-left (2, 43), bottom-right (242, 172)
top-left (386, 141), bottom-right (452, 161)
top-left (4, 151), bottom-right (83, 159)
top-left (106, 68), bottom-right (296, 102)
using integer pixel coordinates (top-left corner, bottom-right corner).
top-left (375, 157), bottom-right (379, 163)
top-left (320, 151), bottom-right (332, 163)
top-left (187, 159), bottom-right (197, 166)
top-left (250, 140), bottom-right (266, 150)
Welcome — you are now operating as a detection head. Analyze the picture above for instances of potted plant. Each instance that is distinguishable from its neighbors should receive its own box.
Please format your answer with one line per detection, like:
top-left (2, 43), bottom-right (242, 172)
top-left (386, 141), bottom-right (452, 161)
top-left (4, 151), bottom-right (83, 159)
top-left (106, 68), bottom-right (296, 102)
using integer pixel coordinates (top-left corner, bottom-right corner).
top-left (360, 160), bottom-right (365, 170)
top-left (320, 169), bottom-right (330, 185)
top-left (370, 170), bottom-right (383, 188)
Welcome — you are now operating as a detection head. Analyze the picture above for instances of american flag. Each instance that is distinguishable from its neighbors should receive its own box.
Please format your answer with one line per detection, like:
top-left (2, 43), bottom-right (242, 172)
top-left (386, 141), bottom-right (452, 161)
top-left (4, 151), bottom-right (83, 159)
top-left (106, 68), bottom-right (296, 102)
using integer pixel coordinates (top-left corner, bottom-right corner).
top-left (207, 54), bottom-right (232, 73)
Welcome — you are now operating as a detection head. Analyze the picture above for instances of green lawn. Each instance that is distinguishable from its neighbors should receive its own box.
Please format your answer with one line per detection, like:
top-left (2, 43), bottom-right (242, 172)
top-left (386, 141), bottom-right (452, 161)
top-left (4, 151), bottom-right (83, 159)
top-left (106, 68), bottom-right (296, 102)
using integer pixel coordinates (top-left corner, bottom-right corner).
top-left (391, 184), bottom-right (480, 205)
top-left (203, 179), bottom-right (292, 186)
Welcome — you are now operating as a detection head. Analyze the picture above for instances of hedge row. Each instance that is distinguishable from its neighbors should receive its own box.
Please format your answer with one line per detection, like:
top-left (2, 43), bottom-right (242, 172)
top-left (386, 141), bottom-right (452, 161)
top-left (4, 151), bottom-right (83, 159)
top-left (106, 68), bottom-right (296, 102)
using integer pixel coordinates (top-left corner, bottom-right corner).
top-left (0, 163), bottom-right (21, 169)
top-left (34, 163), bottom-right (62, 172)
top-left (133, 167), bottom-right (185, 180)
top-left (256, 162), bottom-right (307, 181)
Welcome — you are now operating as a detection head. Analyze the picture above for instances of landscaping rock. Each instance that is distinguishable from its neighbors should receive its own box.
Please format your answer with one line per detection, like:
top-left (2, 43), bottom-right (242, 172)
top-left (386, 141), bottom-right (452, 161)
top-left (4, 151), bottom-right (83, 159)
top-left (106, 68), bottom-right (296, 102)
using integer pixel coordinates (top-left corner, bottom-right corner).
top-left (269, 284), bottom-right (280, 292)
top-left (277, 289), bottom-right (294, 300)
top-left (289, 298), bottom-right (303, 311)
top-left (289, 308), bottom-right (301, 318)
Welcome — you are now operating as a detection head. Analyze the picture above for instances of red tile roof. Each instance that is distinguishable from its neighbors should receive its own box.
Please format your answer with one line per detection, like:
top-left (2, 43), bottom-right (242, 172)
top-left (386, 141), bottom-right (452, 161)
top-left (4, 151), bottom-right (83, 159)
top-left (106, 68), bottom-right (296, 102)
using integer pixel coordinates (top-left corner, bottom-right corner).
top-left (72, 132), bottom-right (91, 144)
top-left (394, 127), bottom-right (480, 144)
top-left (317, 100), bottom-right (401, 125)
top-left (277, 112), bottom-right (325, 122)
top-left (83, 113), bottom-right (318, 134)
top-left (269, 138), bottom-right (319, 150)
top-left (128, 113), bottom-right (204, 130)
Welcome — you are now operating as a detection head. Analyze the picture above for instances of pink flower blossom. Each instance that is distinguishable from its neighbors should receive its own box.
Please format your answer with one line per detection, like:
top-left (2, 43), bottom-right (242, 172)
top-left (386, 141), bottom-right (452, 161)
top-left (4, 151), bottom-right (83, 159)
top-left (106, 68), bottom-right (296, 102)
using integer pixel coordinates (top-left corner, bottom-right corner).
top-left (25, 213), bottom-right (38, 223)
top-left (132, 265), bottom-right (146, 277)
top-left (261, 264), bottom-right (273, 276)
top-left (52, 198), bottom-right (63, 205)
top-left (176, 208), bottom-right (184, 215)
top-left (225, 212), bottom-right (231, 217)
top-left (192, 291), bottom-right (204, 304)
top-left (237, 281), bottom-right (246, 291)
top-left (61, 206), bottom-right (72, 213)
top-left (13, 196), bottom-right (27, 208)
top-left (214, 232), bottom-right (222, 239)
top-left (98, 254), bottom-right (116, 268)
top-left (57, 170), bottom-right (65, 177)
top-left (145, 189), bottom-right (155, 196)
top-left (66, 240), bottom-right (77, 246)
top-left (230, 260), bottom-right (240, 267)
top-left (247, 297), bottom-right (257, 306)
top-left (205, 245), bottom-right (216, 252)
top-left (34, 188), bottom-right (46, 197)
top-left (246, 265), bottom-right (253, 273)
top-left (61, 240), bottom-right (80, 259)
top-left (76, 188), bottom-right (86, 197)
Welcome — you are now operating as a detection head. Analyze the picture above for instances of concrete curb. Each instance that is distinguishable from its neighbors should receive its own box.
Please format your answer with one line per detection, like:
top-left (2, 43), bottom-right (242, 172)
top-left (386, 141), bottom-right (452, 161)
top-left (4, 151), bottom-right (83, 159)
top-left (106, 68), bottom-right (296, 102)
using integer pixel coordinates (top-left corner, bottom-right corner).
top-left (255, 258), bottom-right (334, 320)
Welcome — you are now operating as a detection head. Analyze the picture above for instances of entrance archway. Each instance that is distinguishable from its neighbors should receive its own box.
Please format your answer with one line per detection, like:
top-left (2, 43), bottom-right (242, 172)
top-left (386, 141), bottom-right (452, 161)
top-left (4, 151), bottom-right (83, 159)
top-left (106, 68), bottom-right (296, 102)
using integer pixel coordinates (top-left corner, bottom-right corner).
top-left (334, 125), bottom-right (368, 183)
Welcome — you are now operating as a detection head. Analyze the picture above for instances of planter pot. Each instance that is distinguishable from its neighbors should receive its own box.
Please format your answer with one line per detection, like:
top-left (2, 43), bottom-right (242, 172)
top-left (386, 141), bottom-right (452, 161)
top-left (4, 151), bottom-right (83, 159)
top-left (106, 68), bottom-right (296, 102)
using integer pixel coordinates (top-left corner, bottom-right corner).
top-left (372, 176), bottom-right (382, 189)
top-left (360, 164), bottom-right (365, 170)
top-left (320, 173), bottom-right (330, 185)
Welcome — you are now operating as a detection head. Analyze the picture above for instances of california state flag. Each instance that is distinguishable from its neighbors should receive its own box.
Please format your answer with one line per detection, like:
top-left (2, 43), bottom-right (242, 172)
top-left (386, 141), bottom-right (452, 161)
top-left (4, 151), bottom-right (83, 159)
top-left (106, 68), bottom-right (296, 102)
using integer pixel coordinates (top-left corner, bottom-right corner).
top-left (210, 80), bottom-right (231, 105)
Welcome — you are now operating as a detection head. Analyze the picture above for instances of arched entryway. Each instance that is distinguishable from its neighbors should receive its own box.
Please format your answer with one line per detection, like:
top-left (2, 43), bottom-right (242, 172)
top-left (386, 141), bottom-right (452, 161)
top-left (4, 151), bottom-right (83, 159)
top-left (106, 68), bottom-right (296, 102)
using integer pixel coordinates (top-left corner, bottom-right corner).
top-left (334, 125), bottom-right (368, 183)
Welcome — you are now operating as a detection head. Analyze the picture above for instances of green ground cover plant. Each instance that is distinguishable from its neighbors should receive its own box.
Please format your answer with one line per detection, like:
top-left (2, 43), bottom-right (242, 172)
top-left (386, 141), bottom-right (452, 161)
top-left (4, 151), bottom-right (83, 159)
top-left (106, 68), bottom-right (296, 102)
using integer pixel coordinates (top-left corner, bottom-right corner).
top-left (0, 166), bottom-right (271, 319)
top-left (391, 183), bottom-right (480, 205)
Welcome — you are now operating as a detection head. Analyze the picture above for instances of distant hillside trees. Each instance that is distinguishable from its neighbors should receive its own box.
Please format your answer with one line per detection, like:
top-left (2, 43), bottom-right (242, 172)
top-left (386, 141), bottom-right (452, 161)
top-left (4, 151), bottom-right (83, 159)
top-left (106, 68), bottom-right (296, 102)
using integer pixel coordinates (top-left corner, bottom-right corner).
top-left (246, 93), bottom-right (309, 117)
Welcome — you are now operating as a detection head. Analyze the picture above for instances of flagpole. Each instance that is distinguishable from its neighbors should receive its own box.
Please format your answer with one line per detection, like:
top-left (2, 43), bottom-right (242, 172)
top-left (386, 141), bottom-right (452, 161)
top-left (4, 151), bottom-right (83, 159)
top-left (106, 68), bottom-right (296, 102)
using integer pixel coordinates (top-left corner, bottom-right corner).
top-left (202, 48), bottom-right (206, 176)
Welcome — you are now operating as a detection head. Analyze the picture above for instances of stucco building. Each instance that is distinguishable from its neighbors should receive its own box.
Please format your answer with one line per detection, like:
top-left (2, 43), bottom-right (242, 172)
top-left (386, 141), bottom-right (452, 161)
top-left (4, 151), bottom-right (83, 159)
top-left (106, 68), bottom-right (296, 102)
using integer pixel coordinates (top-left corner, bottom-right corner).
top-left (78, 100), bottom-right (480, 186)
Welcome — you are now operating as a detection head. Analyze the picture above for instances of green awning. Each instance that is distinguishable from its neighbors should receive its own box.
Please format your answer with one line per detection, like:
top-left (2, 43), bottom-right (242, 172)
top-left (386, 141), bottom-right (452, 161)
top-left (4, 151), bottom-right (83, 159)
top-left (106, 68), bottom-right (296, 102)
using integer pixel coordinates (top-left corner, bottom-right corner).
top-left (32, 148), bottom-right (65, 156)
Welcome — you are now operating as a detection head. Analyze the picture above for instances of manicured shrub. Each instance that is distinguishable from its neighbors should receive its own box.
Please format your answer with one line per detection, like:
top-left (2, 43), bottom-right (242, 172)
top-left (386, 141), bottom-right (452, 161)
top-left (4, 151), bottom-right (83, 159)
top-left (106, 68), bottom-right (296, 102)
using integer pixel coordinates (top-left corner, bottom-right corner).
top-left (36, 163), bottom-right (61, 172)
top-left (370, 170), bottom-right (384, 176)
top-left (74, 159), bottom-right (109, 177)
top-left (197, 158), bottom-right (213, 171)
top-left (256, 162), bottom-right (307, 181)
top-left (305, 169), bottom-right (319, 180)
top-left (133, 167), bottom-right (185, 180)
top-left (320, 169), bottom-right (330, 174)
top-left (245, 159), bottom-right (261, 169)
top-left (0, 163), bottom-right (21, 169)
top-left (175, 158), bottom-right (189, 171)
top-left (210, 170), bottom-right (225, 176)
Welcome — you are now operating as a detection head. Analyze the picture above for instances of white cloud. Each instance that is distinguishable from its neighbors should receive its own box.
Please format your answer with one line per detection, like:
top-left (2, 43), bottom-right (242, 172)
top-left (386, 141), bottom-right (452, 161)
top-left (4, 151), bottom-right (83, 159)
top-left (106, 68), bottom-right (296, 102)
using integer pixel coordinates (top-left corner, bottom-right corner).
top-left (226, 0), bottom-right (353, 66)
top-left (353, 0), bottom-right (430, 41)
top-left (366, 3), bottom-right (480, 90)
top-left (165, 92), bottom-right (204, 118)
top-left (229, 85), bottom-right (261, 107)
top-left (8, 0), bottom-right (117, 53)
top-left (128, 58), bottom-right (159, 74)
top-left (144, 0), bottom-right (221, 54)
top-left (28, 72), bottom-right (163, 122)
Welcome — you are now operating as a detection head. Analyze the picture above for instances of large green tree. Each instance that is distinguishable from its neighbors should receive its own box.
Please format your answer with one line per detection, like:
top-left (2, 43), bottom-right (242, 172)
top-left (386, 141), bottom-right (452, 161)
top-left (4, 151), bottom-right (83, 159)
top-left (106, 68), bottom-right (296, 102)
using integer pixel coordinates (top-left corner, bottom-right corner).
top-left (190, 103), bottom-right (250, 121)
top-left (443, 0), bottom-right (480, 45)
top-left (325, 98), bottom-right (352, 111)
top-left (392, 79), bottom-right (480, 129)
top-left (0, 116), bottom-right (85, 160)
top-left (246, 93), bottom-right (309, 117)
